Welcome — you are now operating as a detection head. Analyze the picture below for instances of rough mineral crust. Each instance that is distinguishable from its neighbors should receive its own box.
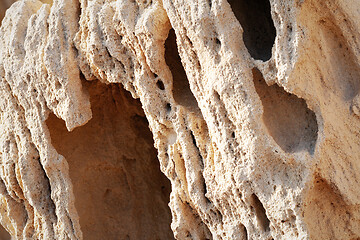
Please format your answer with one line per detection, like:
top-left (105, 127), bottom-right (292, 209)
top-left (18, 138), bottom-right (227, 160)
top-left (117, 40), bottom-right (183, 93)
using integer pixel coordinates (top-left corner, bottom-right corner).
top-left (0, 0), bottom-right (359, 239)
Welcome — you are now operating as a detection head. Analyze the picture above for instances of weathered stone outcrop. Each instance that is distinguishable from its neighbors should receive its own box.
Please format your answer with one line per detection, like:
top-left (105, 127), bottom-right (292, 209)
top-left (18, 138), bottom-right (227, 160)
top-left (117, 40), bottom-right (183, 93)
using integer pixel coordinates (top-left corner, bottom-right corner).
top-left (0, 0), bottom-right (359, 239)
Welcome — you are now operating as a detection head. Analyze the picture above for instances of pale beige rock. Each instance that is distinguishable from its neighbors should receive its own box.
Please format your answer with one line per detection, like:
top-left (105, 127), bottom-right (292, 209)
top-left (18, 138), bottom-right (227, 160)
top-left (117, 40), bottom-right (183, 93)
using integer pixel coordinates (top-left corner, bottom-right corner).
top-left (0, 0), bottom-right (359, 239)
top-left (0, 0), bottom-right (15, 24)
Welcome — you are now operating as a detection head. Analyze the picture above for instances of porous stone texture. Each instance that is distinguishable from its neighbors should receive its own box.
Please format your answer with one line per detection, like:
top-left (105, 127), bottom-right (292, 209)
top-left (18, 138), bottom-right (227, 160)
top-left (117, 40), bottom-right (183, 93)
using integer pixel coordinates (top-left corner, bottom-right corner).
top-left (0, 0), bottom-right (15, 23)
top-left (0, 0), bottom-right (359, 239)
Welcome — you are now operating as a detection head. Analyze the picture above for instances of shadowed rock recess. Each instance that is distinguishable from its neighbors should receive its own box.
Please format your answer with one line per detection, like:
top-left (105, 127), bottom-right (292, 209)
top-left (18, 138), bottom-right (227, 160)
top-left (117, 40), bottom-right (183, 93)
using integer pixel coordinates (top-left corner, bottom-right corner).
top-left (46, 81), bottom-right (173, 240)
top-left (0, 0), bottom-right (360, 239)
top-left (227, 0), bottom-right (276, 61)
top-left (252, 68), bottom-right (318, 154)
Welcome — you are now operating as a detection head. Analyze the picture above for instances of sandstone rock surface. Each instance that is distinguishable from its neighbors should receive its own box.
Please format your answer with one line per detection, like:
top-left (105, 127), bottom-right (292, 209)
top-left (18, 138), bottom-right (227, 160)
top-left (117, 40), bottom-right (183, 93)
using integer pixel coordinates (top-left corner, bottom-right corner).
top-left (0, 0), bottom-right (360, 239)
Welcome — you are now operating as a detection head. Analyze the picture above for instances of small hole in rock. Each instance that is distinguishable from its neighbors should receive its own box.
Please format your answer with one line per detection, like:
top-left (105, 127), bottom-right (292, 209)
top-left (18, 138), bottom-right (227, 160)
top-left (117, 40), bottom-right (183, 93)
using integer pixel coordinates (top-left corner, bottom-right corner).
top-left (227, 0), bottom-right (276, 61)
top-left (55, 81), bottom-right (61, 90)
top-left (252, 68), bottom-right (318, 154)
top-left (166, 103), bottom-right (172, 112)
top-left (156, 80), bottom-right (165, 90)
top-left (250, 193), bottom-right (270, 232)
top-left (165, 29), bottom-right (200, 112)
top-left (215, 38), bottom-right (221, 45)
top-left (203, 182), bottom-right (211, 203)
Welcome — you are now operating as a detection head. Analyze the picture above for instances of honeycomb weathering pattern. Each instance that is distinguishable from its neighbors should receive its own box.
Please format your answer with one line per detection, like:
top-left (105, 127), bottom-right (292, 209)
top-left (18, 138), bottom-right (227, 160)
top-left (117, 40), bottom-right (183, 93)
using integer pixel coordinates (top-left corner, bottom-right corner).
top-left (0, 0), bottom-right (360, 239)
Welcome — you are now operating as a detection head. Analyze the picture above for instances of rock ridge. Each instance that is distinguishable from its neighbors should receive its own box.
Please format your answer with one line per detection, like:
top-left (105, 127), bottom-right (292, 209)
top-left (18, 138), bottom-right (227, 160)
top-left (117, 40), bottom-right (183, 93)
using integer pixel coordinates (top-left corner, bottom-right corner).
top-left (0, 0), bottom-right (359, 239)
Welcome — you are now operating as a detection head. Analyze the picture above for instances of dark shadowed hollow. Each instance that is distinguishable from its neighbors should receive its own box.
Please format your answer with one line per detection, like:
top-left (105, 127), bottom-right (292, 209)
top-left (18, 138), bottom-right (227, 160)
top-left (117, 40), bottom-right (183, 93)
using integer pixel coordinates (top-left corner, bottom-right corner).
top-left (227, 0), bottom-right (276, 61)
top-left (250, 194), bottom-right (270, 232)
top-left (252, 68), bottom-right (318, 154)
top-left (165, 28), bottom-right (200, 113)
top-left (46, 80), bottom-right (174, 240)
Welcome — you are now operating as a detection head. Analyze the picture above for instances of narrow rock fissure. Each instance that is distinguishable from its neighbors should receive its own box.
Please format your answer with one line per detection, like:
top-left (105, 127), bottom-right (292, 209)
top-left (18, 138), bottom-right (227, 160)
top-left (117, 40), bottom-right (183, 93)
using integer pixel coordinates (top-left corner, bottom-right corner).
top-left (250, 194), bottom-right (270, 232)
top-left (243, 225), bottom-right (248, 240)
top-left (252, 68), bottom-right (318, 154)
top-left (165, 28), bottom-right (200, 112)
top-left (46, 80), bottom-right (173, 240)
top-left (34, 154), bottom-right (58, 224)
top-left (227, 0), bottom-right (276, 61)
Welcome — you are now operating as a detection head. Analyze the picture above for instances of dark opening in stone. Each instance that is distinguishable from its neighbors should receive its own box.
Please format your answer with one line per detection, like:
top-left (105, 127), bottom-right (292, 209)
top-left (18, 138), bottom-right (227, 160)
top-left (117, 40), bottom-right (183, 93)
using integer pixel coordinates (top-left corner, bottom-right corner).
top-left (46, 80), bottom-right (173, 240)
top-left (165, 28), bottom-right (200, 112)
top-left (227, 0), bottom-right (276, 61)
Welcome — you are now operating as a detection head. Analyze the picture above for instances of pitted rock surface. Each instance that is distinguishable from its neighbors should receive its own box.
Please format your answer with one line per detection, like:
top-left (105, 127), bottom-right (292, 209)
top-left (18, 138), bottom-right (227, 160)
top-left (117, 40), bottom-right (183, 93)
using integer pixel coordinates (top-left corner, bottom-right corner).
top-left (0, 0), bottom-right (360, 239)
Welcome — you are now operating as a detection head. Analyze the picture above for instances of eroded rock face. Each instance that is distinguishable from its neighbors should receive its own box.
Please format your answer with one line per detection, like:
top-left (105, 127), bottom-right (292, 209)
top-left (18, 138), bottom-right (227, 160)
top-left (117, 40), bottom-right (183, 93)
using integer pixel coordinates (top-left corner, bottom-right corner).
top-left (0, 0), bottom-right (359, 239)
top-left (46, 80), bottom-right (173, 240)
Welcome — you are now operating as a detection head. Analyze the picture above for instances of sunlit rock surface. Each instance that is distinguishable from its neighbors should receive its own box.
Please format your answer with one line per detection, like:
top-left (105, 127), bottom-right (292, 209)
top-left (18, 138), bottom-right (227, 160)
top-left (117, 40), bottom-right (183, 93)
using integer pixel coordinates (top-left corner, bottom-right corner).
top-left (0, 0), bottom-right (359, 239)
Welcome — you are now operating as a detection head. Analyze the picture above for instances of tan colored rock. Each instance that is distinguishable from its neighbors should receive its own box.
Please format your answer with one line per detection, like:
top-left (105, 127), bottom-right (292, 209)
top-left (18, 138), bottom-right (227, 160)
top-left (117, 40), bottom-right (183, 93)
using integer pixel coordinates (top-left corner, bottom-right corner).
top-left (0, 0), bottom-right (359, 239)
